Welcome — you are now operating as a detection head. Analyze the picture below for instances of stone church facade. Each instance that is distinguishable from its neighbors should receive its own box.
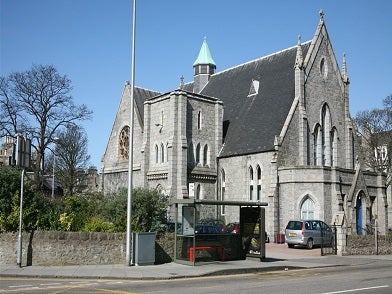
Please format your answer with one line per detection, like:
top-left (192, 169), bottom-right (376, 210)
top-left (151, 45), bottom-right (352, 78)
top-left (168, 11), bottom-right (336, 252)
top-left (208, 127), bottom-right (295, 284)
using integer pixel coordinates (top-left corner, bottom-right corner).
top-left (101, 13), bottom-right (388, 240)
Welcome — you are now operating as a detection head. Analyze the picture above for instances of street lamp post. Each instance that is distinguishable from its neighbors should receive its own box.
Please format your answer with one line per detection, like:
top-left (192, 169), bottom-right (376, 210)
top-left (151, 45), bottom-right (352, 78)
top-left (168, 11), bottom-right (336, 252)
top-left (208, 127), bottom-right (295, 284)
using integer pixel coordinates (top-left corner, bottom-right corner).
top-left (126, 0), bottom-right (136, 266)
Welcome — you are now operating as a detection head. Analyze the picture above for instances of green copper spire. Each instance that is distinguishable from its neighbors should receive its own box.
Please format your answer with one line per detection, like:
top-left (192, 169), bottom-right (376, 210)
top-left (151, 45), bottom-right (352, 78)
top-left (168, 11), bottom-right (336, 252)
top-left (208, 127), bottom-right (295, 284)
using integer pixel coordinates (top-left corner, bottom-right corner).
top-left (193, 37), bottom-right (216, 66)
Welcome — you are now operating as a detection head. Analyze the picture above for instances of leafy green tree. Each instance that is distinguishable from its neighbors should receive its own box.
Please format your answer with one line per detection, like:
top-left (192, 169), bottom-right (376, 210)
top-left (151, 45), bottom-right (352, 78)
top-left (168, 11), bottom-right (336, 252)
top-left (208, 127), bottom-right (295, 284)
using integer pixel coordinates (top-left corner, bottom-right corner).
top-left (100, 187), bottom-right (169, 233)
top-left (0, 166), bottom-right (61, 232)
top-left (0, 166), bottom-right (35, 231)
top-left (131, 187), bottom-right (169, 232)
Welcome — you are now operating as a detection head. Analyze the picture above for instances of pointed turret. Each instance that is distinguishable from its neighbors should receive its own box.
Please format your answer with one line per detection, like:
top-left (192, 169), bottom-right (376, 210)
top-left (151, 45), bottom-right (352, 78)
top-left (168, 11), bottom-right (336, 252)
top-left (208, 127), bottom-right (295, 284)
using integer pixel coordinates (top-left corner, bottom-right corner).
top-left (193, 37), bottom-right (216, 93)
top-left (342, 53), bottom-right (350, 84)
top-left (294, 36), bottom-right (304, 69)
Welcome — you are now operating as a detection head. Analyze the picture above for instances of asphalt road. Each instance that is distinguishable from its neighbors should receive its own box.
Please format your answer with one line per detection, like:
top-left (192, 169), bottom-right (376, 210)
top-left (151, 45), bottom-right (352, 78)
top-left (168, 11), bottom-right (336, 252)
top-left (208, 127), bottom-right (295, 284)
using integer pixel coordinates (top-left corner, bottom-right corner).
top-left (1, 260), bottom-right (391, 294)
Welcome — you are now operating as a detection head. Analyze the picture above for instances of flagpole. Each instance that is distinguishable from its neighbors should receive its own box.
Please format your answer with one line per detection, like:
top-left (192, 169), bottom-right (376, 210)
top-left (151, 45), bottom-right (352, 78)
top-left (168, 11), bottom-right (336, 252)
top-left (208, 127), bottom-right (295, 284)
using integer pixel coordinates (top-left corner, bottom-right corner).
top-left (126, 0), bottom-right (136, 266)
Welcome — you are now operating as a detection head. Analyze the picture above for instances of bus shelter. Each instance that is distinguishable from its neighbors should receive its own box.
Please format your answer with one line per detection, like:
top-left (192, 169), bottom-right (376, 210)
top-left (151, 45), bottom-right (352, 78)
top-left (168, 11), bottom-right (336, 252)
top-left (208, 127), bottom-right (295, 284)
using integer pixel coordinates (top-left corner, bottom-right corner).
top-left (170, 199), bottom-right (268, 265)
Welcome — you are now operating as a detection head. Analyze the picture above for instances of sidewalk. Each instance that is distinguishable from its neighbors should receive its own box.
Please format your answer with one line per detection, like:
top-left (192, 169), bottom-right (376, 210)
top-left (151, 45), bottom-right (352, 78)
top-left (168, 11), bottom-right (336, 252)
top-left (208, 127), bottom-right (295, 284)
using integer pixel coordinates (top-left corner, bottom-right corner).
top-left (1, 243), bottom-right (391, 280)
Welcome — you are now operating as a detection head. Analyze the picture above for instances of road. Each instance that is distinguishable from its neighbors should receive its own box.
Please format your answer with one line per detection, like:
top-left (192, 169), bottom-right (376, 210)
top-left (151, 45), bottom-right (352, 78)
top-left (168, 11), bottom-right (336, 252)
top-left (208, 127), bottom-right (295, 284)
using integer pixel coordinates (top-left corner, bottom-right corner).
top-left (1, 260), bottom-right (391, 293)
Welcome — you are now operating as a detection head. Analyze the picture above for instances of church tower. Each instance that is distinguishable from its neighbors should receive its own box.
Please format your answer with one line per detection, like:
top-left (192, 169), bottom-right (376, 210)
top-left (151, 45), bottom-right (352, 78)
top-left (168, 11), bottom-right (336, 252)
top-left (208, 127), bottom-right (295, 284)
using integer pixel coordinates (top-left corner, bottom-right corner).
top-left (193, 37), bottom-right (216, 93)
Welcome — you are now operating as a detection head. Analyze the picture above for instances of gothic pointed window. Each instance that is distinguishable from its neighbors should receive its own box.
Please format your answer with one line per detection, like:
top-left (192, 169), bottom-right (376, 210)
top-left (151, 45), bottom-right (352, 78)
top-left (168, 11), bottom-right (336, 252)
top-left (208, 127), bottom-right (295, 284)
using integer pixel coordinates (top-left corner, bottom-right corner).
top-left (321, 104), bottom-right (331, 166)
top-left (301, 196), bottom-right (315, 220)
top-left (256, 165), bottom-right (262, 201)
top-left (313, 124), bottom-right (322, 166)
top-left (196, 184), bottom-right (201, 200)
top-left (220, 169), bottom-right (226, 215)
top-left (196, 143), bottom-right (201, 164)
top-left (161, 143), bottom-right (165, 163)
top-left (331, 127), bottom-right (338, 167)
top-left (188, 142), bottom-right (194, 165)
top-left (249, 166), bottom-right (254, 201)
top-left (203, 144), bottom-right (209, 166)
top-left (155, 144), bottom-right (159, 163)
top-left (197, 111), bottom-right (202, 130)
top-left (119, 126), bottom-right (130, 160)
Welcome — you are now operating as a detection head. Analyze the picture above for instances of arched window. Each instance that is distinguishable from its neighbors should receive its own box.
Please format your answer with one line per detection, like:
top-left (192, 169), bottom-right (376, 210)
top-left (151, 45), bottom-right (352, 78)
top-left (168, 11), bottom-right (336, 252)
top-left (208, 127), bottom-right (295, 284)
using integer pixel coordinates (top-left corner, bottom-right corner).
top-left (196, 184), bottom-right (201, 200)
top-left (313, 124), bottom-right (322, 166)
top-left (196, 143), bottom-right (201, 164)
top-left (301, 197), bottom-right (315, 220)
top-left (161, 143), bottom-right (165, 163)
top-left (118, 126), bottom-right (130, 160)
top-left (197, 111), bottom-right (202, 130)
top-left (188, 142), bottom-right (194, 164)
top-left (331, 128), bottom-right (338, 167)
top-left (321, 104), bottom-right (331, 166)
top-left (203, 144), bottom-right (209, 166)
top-left (221, 169), bottom-right (226, 215)
top-left (257, 165), bottom-right (262, 201)
top-left (155, 144), bottom-right (159, 164)
top-left (249, 166), bottom-right (254, 201)
top-left (166, 143), bottom-right (169, 163)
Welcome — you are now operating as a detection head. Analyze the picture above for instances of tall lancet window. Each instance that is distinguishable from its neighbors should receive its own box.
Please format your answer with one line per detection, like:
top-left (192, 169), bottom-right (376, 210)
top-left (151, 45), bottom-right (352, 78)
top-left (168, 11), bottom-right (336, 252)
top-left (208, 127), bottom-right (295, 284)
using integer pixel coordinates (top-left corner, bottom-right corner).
top-left (197, 111), bottom-right (202, 130)
top-left (313, 124), bottom-right (322, 166)
top-left (196, 143), bottom-right (201, 164)
top-left (220, 169), bottom-right (226, 215)
top-left (119, 126), bottom-right (130, 160)
top-left (321, 104), bottom-right (331, 166)
top-left (256, 165), bottom-right (262, 201)
top-left (161, 143), bottom-right (165, 163)
top-left (331, 128), bottom-right (338, 167)
top-left (249, 166), bottom-right (254, 201)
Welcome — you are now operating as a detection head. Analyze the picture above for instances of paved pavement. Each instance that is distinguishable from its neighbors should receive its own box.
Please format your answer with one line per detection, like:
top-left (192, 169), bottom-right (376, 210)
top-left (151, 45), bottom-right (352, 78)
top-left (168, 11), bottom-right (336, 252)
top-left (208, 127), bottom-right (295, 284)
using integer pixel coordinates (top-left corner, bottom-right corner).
top-left (1, 243), bottom-right (391, 280)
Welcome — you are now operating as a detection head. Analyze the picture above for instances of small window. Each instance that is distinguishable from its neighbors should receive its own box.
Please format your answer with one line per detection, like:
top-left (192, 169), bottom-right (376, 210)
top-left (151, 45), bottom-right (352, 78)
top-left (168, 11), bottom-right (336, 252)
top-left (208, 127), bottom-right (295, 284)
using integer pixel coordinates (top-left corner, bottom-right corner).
top-left (319, 57), bottom-right (328, 79)
top-left (203, 144), bottom-right (208, 166)
top-left (248, 79), bottom-right (260, 96)
top-left (197, 111), bottom-right (202, 130)
top-left (155, 144), bottom-right (159, 163)
top-left (196, 143), bottom-right (201, 164)
top-left (119, 126), bottom-right (130, 160)
top-left (161, 143), bottom-right (165, 163)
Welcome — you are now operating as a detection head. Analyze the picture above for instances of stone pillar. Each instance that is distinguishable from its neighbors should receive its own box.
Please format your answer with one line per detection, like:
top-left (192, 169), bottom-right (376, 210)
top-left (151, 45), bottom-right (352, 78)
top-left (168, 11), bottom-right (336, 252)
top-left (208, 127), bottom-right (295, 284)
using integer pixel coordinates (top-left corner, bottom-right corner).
top-left (333, 211), bottom-right (346, 256)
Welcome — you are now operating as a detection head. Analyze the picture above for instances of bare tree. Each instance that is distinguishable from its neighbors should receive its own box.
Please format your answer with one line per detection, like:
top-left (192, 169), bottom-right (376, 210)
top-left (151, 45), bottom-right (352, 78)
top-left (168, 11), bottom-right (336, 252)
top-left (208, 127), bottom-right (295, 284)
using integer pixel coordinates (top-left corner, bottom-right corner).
top-left (0, 64), bottom-right (92, 189)
top-left (48, 124), bottom-right (91, 196)
top-left (354, 95), bottom-right (392, 188)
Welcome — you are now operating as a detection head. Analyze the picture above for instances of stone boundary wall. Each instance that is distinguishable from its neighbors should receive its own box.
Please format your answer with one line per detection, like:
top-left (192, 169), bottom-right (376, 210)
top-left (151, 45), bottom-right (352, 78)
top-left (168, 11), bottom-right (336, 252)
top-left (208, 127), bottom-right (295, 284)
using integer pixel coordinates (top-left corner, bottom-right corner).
top-left (344, 235), bottom-right (392, 255)
top-left (0, 231), bottom-right (174, 266)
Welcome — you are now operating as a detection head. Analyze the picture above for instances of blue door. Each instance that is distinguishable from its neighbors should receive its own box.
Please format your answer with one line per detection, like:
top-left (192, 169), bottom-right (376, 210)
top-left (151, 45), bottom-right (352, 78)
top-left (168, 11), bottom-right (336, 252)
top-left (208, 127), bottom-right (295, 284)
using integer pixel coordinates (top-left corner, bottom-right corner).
top-left (356, 196), bottom-right (362, 235)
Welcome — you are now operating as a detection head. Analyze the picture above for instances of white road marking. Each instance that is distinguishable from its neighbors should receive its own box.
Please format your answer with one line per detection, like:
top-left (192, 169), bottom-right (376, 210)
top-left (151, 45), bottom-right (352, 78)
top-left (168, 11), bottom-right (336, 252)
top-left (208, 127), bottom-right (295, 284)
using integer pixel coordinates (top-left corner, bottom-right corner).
top-left (320, 285), bottom-right (389, 294)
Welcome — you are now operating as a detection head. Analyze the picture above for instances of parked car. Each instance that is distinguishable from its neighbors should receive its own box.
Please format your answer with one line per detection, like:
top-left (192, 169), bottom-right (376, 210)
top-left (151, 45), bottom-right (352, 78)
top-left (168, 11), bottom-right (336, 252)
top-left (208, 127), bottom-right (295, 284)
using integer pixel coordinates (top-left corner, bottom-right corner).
top-left (285, 219), bottom-right (334, 249)
top-left (198, 218), bottom-right (226, 232)
top-left (194, 224), bottom-right (222, 234)
top-left (223, 222), bottom-right (240, 234)
top-left (223, 222), bottom-right (270, 243)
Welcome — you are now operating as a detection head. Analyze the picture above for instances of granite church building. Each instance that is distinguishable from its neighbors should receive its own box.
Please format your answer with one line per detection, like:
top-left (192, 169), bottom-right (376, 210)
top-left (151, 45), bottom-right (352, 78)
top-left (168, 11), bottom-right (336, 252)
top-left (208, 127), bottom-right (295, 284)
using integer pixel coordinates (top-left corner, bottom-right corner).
top-left (101, 12), bottom-right (388, 240)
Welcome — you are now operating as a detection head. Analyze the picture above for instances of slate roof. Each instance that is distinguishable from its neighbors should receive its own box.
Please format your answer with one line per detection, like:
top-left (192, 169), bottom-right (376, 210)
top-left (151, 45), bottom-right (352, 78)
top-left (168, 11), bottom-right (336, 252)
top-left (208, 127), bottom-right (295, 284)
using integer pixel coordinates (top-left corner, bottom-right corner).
top-left (201, 42), bottom-right (311, 158)
top-left (133, 42), bottom-right (311, 158)
top-left (133, 87), bottom-right (161, 122)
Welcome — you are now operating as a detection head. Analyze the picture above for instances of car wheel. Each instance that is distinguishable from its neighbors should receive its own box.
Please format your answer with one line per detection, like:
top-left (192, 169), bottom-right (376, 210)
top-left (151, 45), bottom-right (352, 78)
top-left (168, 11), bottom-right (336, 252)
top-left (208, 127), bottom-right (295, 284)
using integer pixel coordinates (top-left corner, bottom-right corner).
top-left (288, 243), bottom-right (294, 248)
top-left (306, 239), bottom-right (313, 249)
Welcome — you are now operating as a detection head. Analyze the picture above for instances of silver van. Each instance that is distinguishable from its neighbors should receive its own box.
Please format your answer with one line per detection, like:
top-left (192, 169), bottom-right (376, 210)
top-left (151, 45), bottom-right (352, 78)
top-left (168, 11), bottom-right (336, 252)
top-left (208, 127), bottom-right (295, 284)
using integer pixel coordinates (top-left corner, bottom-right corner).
top-left (285, 220), bottom-right (333, 249)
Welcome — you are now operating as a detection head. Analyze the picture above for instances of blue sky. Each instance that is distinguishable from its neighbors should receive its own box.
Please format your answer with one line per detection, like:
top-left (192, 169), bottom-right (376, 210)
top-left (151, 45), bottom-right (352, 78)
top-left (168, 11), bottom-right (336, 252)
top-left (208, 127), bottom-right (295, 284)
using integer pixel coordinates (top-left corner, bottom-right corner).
top-left (1, 0), bottom-right (391, 169)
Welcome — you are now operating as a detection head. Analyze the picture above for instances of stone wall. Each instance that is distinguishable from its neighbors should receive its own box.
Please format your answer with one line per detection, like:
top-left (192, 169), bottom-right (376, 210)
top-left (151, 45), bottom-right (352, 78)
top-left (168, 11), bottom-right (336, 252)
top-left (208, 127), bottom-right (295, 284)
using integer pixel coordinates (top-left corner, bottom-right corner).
top-left (0, 231), bottom-right (174, 266)
top-left (344, 235), bottom-right (392, 255)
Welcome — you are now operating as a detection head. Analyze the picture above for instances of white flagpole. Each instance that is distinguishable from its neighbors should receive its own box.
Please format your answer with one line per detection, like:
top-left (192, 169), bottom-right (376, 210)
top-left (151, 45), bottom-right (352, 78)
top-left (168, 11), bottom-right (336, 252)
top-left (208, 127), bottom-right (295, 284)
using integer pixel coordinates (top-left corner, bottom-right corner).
top-left (126, 0), bottom-right (136, 266)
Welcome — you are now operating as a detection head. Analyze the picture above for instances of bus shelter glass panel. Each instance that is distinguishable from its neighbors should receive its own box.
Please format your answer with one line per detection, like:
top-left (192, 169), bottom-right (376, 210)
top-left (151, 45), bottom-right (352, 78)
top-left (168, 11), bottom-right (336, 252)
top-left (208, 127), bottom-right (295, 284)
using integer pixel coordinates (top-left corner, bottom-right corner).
top-left (175, 204), bottom-right (195, 263)
top-left (192, 204), bottom-right (245, 263)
